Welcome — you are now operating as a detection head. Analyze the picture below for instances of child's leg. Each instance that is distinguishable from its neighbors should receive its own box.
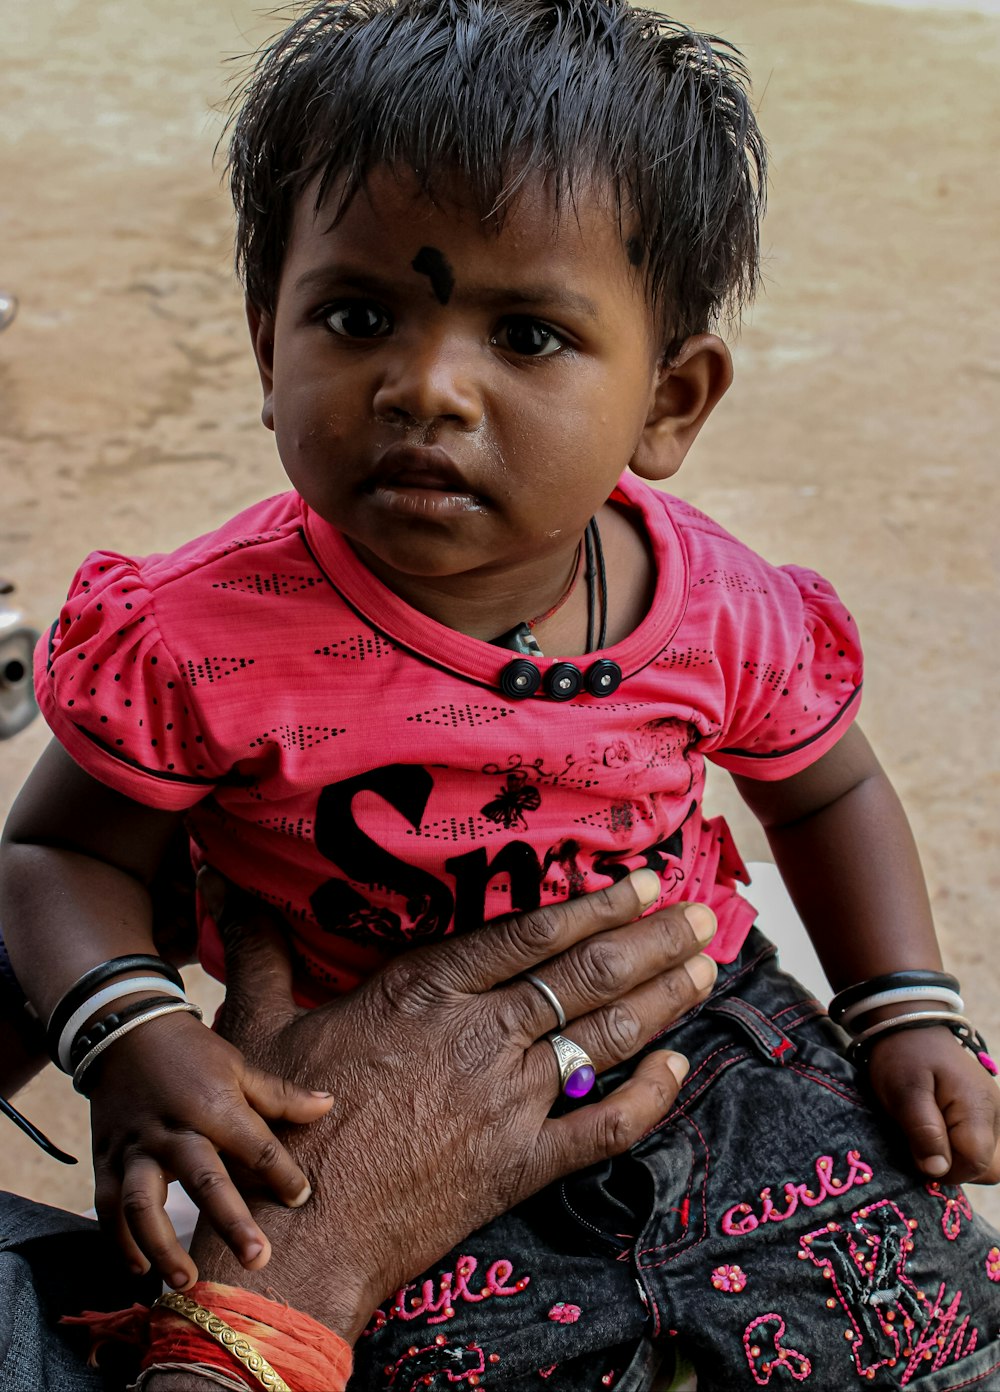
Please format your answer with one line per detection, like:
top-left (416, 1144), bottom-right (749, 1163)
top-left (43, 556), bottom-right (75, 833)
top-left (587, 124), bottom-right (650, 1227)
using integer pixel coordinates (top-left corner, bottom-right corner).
top-left (352, 933), bottom-right (1000, 1390)
top-left (629, 932), bottom-right (1000, 1391)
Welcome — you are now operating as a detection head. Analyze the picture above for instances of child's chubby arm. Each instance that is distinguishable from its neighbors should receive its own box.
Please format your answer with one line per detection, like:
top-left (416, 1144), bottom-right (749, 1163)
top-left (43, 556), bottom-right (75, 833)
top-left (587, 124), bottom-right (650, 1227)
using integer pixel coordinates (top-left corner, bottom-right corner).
top-left (0, 740), bottom-right (333, 1288)
top-left (733, 722), bottom-right (1000, 1187)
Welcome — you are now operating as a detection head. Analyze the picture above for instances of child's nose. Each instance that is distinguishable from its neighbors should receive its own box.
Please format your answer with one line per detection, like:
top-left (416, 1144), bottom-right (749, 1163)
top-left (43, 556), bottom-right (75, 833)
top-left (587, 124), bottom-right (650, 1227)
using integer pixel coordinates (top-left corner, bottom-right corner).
top-left (372, 333), bottom-right (484, 430)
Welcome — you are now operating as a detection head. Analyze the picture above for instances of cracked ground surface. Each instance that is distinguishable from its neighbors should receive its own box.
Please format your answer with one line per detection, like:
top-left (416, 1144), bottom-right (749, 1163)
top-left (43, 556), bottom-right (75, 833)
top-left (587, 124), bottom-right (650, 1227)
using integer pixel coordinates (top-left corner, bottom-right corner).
top-left (1, 1), bottom-right (998, 1226)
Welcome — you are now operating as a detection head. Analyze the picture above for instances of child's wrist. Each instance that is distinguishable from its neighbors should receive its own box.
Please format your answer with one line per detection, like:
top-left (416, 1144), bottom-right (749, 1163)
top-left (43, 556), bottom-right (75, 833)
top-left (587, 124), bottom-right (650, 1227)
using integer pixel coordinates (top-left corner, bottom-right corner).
top-left (46, 954), bottom-right (187, 1071)
top-left (75, 998), bottom-right (206, 1096)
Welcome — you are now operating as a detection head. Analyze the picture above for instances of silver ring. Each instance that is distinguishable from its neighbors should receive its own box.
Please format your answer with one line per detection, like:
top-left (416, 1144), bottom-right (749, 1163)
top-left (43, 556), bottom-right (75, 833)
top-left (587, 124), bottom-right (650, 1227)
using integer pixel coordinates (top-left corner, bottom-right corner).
top-left (548, 1034), bottom-right (596, 1099)
top-left (524, 973), bottom-right (567, 1031)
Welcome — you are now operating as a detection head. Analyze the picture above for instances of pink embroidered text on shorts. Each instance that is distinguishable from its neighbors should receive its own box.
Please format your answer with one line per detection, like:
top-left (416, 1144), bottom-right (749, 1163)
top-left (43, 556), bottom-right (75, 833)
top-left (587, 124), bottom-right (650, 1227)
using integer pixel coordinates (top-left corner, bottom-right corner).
top-left (387, 1254), bottom-right (530, 1326)
top-left (721, 1149), bottom-right (873, 1236)
top-left (925, 1180), bottom-right (973, 1241)
top-left (798, 1197), bottom-right (982, 1384)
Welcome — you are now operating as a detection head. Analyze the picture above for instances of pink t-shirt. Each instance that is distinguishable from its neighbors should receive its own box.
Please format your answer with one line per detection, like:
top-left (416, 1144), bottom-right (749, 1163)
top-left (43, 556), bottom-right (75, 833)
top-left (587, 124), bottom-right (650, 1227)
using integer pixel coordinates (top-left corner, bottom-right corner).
top-left (36, 474), bottom-right (862, 1002)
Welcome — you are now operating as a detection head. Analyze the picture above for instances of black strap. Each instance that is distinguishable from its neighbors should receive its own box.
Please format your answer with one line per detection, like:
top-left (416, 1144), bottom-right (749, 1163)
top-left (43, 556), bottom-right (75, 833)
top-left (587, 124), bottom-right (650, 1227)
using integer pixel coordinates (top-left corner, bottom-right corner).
top-left (0, 1094), bottom-right (76, 1165)
top-left (847, 1014), bottom-right (991, 1070)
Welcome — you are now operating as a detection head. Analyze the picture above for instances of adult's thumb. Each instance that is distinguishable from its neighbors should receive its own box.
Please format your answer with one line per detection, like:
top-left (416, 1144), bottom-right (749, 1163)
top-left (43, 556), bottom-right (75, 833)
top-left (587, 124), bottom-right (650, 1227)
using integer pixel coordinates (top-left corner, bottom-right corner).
top-left (196, 866), bottom-right (298, 1021)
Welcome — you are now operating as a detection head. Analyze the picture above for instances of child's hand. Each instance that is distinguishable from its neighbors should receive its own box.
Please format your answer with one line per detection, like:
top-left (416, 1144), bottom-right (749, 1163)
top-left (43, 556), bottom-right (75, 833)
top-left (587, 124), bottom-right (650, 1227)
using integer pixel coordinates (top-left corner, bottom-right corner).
top-left (87, 1007), bottom-right (333, 1290)
top-left (866, 1027), bottom-right (1000, 1185)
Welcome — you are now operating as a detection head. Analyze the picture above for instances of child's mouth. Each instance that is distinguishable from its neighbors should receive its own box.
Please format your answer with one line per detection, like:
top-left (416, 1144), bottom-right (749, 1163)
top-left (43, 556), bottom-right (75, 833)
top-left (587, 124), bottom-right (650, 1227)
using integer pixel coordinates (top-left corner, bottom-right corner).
top-left (367, 446), bottom-right (485, 517)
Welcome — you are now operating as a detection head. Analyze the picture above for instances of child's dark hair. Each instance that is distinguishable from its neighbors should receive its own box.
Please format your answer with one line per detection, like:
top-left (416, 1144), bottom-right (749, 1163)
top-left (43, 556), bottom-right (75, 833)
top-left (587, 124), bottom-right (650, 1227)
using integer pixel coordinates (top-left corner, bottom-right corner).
top-left (227, 0), bottom-right (766, 353)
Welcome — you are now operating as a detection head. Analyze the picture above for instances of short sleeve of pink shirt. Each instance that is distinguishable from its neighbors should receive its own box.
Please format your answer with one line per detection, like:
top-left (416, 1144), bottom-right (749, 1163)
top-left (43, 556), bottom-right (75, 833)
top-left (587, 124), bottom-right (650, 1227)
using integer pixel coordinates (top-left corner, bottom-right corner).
top-left (35, 553), bottom-right (226, 810)
top-left (669, 499), bottom-right (863, 780)
top-left (33, 496), bottom-right (305, 812)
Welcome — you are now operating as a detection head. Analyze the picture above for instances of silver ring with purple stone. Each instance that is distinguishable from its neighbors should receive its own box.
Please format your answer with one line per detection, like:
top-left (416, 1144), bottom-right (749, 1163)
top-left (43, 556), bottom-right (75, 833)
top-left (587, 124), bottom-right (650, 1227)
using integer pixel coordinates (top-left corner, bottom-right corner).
top-left (524, 973), bottom-right (567, 1032)
top-left (549, 1033), bottom-right (596, 1099)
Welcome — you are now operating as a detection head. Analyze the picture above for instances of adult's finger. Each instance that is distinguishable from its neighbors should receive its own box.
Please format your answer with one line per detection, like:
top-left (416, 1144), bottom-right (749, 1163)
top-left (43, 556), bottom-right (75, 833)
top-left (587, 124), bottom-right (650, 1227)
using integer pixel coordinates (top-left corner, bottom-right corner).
top-left (539, 1048), bottom-right (688, 1179)
top-left (435, 868), bottom-right (664, 996)
top-left (526, 953), bottom-right (717, 1091)
top-left (495, 900), bottom-right (716, 1042)
top-left (198, 867), bottom-right (300, 1039)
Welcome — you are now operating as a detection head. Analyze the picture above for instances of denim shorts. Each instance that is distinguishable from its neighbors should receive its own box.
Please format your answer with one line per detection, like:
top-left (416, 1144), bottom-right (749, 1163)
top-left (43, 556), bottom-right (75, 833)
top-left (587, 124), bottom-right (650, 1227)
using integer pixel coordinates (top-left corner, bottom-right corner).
top-left (351, 930), bottom-right (1000, 1392)
top-left (0, 1194), bottom-right (158, 1392)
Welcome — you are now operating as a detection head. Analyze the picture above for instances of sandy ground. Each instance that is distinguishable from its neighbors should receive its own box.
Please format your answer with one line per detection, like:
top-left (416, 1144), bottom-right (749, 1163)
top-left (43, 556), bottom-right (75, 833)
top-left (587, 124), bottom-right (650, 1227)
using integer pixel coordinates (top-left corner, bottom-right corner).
top-left (1, 0), bottom-right (998, 1235)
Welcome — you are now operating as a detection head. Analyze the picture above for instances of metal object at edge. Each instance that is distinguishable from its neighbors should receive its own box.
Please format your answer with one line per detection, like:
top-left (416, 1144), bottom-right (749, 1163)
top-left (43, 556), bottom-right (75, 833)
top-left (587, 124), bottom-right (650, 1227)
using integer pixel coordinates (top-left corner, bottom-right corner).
top-left (0, 579), bottom-right (39, 739)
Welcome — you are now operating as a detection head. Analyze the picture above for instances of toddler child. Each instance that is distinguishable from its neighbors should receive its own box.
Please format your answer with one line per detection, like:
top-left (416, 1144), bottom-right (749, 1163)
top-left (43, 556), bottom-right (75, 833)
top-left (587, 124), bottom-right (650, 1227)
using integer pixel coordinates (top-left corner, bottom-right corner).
top-left (3, 2), bottom-right (1000, 1387)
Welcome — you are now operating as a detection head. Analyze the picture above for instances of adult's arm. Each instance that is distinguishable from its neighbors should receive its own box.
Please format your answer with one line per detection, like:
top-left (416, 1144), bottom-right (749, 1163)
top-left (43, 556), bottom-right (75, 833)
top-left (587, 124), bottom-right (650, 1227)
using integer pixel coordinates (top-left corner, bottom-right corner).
top-left (143, 870), bottom-right (717, 1388)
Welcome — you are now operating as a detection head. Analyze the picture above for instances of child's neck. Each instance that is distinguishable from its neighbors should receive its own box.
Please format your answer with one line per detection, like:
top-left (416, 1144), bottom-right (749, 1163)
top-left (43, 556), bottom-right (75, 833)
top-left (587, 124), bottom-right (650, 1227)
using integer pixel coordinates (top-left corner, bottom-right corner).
top-left (350, 498), bottom-right (655, 656)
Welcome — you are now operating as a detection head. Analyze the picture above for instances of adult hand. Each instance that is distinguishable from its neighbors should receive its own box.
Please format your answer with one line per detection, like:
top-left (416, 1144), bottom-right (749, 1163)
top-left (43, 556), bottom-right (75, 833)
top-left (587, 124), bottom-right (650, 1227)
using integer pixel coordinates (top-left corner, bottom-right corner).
top-left (189, 869), bottom-right (718, 1345)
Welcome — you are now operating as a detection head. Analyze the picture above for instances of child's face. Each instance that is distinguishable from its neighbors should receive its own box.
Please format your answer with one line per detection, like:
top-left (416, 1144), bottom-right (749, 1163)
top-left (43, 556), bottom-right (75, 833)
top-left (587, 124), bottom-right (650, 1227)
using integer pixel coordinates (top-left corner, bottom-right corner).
top-left (250, 168), bottom-right (713, 598)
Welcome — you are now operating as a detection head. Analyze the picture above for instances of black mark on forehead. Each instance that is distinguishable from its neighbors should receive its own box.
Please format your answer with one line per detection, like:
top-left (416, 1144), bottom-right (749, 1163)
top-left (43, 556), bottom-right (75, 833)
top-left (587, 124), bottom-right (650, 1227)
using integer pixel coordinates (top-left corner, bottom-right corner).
top-left (626, 236), bottom-right (645, 268)
top-left (411, 246), bottom-right (455, 305)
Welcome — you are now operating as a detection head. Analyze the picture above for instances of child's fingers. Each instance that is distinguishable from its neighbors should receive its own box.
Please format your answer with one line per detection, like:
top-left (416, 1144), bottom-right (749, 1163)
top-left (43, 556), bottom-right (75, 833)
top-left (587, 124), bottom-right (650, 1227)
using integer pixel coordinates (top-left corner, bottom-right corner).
top-left (240, 1063), bottom-right (333, 1127)
top-left (119, 1154), bottom-right (198, 1291)
top-left (940, 1098), bottom-right (1000, 1183)
top-left (891, 1083), bottom-right (952, 1178)
top-left (202, 1081), bottom-right (316, 1210)
top-left (94, 1166), bottom-right (153, 1278)
top-left (166, 1133), bottom-right (272, 1275)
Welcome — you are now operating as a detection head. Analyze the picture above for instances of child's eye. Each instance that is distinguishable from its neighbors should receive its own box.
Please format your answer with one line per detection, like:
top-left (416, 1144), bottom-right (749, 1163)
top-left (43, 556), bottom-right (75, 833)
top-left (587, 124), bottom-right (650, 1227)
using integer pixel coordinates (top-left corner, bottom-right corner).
top-left (492, 317), bottom-right (564, 358)
top-left (323, 302), bottom-right (392, 339)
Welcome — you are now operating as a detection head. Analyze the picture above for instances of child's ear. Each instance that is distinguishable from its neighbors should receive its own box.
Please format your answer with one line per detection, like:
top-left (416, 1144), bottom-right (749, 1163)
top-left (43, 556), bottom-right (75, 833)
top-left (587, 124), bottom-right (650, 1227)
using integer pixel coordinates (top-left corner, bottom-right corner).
top-left (246, 299), bottom-right (277, 432)
top-left (630, 334), bottom-right (733, 481)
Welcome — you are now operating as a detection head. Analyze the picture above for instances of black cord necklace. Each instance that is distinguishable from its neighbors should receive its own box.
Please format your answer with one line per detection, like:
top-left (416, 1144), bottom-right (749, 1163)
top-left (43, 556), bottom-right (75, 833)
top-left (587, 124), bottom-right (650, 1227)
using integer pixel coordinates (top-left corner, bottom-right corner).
top-left (491, 517), bottom-right (606, 657)
top-left (583, 516), bottom-right (607, 654)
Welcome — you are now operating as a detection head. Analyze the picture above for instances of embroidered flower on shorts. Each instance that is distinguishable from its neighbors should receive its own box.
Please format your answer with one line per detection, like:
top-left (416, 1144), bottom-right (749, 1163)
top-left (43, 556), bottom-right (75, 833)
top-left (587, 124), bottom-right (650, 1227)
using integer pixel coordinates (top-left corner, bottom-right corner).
top-left (711, 1263), bottom-right (747, 1293)
top-left (986, 1248), bottom-right (1000, 1282)
top-left (547, 1302), bottom-right (581, 1324)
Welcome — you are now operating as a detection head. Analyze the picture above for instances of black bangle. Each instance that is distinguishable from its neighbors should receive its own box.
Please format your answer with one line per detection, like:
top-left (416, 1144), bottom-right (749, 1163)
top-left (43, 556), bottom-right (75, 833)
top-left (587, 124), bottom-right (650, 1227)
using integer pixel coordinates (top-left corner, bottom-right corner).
top-left (830, 970), bottom-right (960, 1025)
top-left (45, 954), bottom-right (184, 1060)
top-left (847, 1013), bottom-right (959, 1066)
top-left (847, 1014), bottom-right (998, 1076)
top-left (68, 994), bottom-right (183, 1072)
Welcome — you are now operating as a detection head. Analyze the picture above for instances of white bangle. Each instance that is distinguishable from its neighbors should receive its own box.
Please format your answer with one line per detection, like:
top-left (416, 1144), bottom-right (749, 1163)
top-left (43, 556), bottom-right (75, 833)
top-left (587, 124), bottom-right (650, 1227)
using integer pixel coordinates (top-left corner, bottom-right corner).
top-left (838, 985), bottom-right (964, 1030)
top-left (72, 1000), bottom-right (203, 1094)
top-left (57, 975), bottom-right (188, 1073)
